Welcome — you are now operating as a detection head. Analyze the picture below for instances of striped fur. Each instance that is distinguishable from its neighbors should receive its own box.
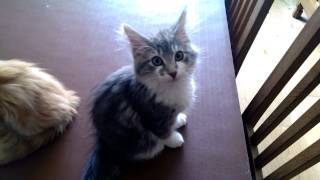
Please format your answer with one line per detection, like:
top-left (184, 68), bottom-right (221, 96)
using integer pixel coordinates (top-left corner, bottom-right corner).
top-left (83, 10), bottom-right (198, 180)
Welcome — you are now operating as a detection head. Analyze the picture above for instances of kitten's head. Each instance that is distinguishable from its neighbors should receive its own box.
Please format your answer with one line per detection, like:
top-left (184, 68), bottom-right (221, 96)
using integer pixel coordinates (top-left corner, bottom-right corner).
top-left (124, 10), bottom-right (198, 83)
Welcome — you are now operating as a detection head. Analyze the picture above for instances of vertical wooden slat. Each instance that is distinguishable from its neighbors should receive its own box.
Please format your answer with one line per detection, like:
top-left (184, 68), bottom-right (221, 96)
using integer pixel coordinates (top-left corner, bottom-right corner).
top-left (251, 59), bottom-right (320, 145)
top-left (264, 138), bottom-right (320, 180)
top-left (226, 0), bottom-right (234, 12)
top-left (242, 8), bottom-right (320, 127)
top-left (233, 0), bottom-right (274, 75)
top-left (234, 0), bottom-right (258, 44)
top-left (244, 124), bottom-right (264, 180)
top-left (230, 1), bottom-right (245, 32)
top-left (231, 0), bottom-right (251, 38)
top-left (228, 0), bottom-right (237, 14)
top-left (229, 0), bottom-right (239, 19)
top-left (293, 3), bottom-right (303, 19)
top-left (255, 99), bottom-right (320, 168)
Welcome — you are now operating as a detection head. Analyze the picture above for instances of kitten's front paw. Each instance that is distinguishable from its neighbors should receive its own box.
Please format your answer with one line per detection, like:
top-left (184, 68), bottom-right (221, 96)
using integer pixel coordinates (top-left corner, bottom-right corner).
top-left (164, 131), bottom-right (184, 148)
top-left (173, 113), bottom-right (187, 129)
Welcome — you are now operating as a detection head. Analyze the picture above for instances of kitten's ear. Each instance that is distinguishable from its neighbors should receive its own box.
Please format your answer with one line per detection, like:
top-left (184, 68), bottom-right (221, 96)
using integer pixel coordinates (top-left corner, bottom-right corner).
top-left (173, 9), bottom-right (189, 43)
top-left (123, 24), bottom-right (149, 51)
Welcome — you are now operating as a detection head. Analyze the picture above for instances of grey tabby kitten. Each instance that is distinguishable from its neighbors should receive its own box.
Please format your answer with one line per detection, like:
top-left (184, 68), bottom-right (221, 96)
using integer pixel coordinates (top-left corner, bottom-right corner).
top-left (83, 10), bottom-right (198, 180)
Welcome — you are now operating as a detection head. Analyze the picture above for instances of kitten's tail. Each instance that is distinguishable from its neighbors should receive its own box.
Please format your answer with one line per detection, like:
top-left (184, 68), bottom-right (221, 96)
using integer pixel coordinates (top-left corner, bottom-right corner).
top-left (83, 145), bottom-right (121, 180)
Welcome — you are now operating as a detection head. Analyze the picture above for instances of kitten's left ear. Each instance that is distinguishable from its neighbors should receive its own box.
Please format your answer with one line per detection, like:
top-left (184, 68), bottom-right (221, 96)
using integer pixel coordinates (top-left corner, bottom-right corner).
top-left (173, 9), bottom-right (189, 43)
top-left (123, 24), bottom-right (149, 52)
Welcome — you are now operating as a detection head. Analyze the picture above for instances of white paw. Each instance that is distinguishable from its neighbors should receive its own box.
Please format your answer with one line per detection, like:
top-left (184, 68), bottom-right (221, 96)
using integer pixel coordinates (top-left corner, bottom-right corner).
top-left (174, 113), bottom-right (187, 129)
top-left (164, 131), bottom-right (184, 148)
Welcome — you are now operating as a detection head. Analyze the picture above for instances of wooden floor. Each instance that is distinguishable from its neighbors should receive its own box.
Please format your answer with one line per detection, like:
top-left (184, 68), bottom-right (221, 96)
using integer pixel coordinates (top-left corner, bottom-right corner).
top-left (236, 0), bottom-right (320, 179)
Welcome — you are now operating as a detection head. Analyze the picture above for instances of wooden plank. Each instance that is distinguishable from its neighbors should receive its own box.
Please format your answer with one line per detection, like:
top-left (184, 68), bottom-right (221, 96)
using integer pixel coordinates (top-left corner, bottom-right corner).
top-left (226, 0), bottom-right (234, 12)
top-left (255, 99), bottom-right (320, 168)
top-left (231, 0), bottom-right (251, 39)
top-left (230, 1), bottom-right (245, 33)
top-left (244, 124), bottom-right (263, 180)
top-left (265, 138), bottom-right (320, 180)
top-left (234, 0), bottom-right (258, 44)
top-left (228, 0), bottom-right (236, 14)
top-left (242, 7), bottom-right (320, 127)
top-left (293, 3), bottom-right (304, 19)
top-left (234, 0), bottom-right (274, 74)
top-left (251, 59), bottom-right (320, 145)
top-left (229, 0), bottom-right (239, 20)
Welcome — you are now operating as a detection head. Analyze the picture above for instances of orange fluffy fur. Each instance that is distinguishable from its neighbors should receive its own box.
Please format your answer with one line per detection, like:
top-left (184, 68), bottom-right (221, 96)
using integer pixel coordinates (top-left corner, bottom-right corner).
top-left (0, 59), bottom-right (80, 165)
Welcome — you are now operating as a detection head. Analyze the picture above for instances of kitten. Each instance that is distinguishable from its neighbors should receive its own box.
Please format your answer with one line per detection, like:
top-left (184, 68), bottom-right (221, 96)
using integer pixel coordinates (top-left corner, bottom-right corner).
top-left (83, 10), bottom-right (198, 180)
top-left (0, 59), bottom-right (80, 165)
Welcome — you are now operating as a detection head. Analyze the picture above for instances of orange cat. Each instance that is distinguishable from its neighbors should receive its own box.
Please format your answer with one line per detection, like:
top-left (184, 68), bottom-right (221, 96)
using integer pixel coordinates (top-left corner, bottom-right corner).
top-left (0, 59), bottom-right (80, 165)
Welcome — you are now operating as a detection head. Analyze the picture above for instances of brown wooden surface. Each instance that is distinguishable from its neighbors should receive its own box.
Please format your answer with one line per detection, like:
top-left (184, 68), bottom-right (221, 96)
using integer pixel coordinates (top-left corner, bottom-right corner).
top-left (255, 99), bottom-right (320, 168)
top-left (234, 0), bottom-right (257, 44)
top-left (265, 138), bottom-right (320, 180)
top-left (293, 3), bottom-right (304, 19)
top-left (242, 7), bottom-right (320, 127)
top-left (228, 0), bottom-right (235, 12)
top-left (230, 1), bottom-right (244, 28)
top-left (229, 1), bottom-right (239, 17)
top-left (244, 125), bottom-right (263, 180)
top-left (231, 0), bottom-right (251, 38)
top-left (251, 59), bottom-right (320, 145)
top-left (233, 0), bottom-right (274, 75)
top-left (0, 0), bottom-right (251, 180)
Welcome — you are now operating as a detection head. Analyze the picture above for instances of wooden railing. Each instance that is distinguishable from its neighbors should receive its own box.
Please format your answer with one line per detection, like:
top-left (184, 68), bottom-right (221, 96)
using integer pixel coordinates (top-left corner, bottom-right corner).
top-left (226, 0), bottom-right (320, 179)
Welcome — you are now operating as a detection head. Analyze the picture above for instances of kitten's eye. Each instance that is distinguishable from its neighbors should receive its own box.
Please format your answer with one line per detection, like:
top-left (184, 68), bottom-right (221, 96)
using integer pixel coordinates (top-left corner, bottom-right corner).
top-left (151, 56), bottom-right (163, 66)
top-left (175, 51), bottom-right (184, 61)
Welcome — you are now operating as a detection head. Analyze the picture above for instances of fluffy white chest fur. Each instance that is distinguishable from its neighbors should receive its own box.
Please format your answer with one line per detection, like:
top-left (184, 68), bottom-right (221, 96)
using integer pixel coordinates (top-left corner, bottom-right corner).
top-left (144, 76), bottom-right (195, 112)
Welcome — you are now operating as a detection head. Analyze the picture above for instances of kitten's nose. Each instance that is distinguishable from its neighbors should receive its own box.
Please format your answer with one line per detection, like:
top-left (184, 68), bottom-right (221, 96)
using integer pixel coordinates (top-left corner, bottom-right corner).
top-left (169, 72), bottom-right (177, 79)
